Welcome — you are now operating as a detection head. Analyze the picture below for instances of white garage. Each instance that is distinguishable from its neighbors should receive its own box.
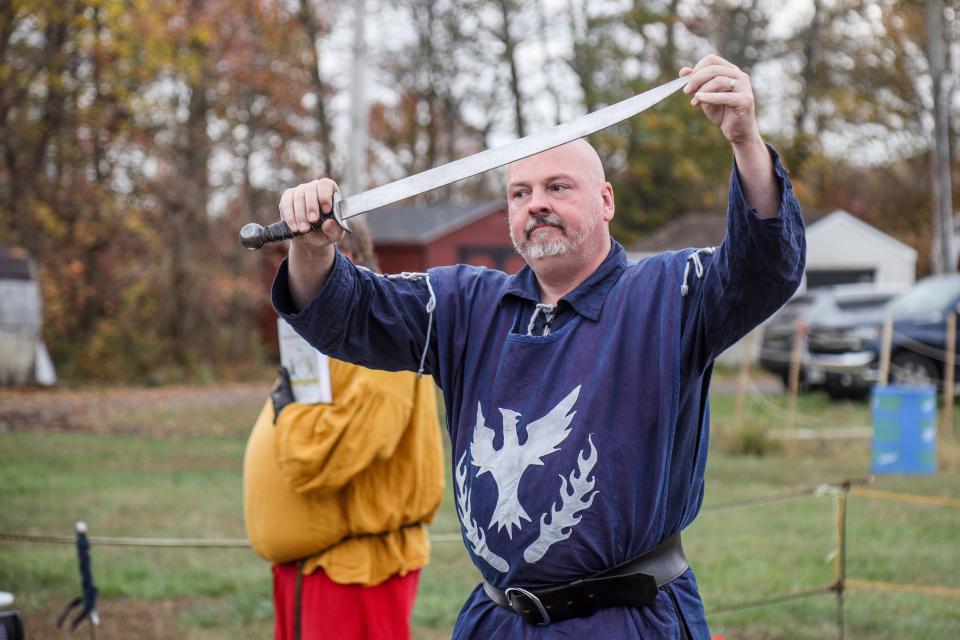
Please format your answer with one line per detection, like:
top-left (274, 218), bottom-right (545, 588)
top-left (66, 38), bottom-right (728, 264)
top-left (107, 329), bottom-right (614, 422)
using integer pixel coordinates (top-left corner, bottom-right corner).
top-left (626, 208), bottom-right (919, 366)
top-left (804, 210), bottom-right (917, 290)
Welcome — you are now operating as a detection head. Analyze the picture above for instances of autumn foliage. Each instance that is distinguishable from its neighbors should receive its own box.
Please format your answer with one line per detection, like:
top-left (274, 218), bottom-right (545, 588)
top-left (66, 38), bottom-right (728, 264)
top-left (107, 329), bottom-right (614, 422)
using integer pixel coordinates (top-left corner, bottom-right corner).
top-left (1, 0), bottom-right (955, 382)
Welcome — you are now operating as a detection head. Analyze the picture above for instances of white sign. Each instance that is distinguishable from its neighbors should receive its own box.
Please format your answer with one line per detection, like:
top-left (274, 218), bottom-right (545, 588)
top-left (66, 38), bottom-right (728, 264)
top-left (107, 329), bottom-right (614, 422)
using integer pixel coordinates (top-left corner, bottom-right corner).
top-left (277, 319), bottom-right (332, 404)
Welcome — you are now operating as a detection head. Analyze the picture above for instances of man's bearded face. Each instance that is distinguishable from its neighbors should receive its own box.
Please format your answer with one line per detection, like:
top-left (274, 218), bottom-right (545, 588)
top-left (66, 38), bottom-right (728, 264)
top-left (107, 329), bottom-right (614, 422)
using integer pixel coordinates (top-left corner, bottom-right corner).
top-left (509, 203), bottom-right (602, 261)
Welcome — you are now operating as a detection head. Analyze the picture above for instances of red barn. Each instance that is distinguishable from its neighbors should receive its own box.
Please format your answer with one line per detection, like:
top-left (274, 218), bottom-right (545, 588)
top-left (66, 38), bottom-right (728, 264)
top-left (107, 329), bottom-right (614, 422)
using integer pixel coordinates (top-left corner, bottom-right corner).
top-left (366, 201), bottom-right (525, 273)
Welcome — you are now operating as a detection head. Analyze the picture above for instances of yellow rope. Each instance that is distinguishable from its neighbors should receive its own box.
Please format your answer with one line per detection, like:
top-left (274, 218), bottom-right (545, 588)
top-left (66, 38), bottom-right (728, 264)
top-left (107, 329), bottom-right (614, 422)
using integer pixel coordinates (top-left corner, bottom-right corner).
top-left (846, 578), bottom-right (960, 598)
top-left (850, 487), bottom-right (960, 508)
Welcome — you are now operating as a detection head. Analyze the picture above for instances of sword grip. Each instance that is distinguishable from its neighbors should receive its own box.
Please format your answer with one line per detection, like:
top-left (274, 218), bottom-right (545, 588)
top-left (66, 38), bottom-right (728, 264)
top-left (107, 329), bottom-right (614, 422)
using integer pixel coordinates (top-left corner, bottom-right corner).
top-left (239, 192), bottom-right (351, 251)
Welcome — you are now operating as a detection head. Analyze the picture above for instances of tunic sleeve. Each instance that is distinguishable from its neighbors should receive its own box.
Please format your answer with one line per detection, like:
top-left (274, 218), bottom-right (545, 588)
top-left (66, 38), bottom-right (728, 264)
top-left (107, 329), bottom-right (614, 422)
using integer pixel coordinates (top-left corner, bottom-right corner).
top-left (683, 145), bottom-right (806, 370)
top-left (272, 251), bottom-right (440, 375)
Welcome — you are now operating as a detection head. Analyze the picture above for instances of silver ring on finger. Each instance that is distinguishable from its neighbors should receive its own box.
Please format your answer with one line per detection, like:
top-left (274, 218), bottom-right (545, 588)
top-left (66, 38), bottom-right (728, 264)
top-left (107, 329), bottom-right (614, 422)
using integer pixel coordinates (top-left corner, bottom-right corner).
top-left (728, 77), bottom-right (737, 92)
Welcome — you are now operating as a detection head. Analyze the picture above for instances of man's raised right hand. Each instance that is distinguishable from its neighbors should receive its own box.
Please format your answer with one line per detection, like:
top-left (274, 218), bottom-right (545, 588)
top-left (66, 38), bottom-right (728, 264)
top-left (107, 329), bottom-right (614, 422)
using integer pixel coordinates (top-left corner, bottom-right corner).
top-left (278, 178), bottom-right (346, 248)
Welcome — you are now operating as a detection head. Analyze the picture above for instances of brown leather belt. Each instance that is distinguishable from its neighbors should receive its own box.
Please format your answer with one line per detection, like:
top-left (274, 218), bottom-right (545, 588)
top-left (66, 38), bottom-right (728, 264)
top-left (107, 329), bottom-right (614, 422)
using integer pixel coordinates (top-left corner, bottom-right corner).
top-left (482, 534), bottom-right (688, 626)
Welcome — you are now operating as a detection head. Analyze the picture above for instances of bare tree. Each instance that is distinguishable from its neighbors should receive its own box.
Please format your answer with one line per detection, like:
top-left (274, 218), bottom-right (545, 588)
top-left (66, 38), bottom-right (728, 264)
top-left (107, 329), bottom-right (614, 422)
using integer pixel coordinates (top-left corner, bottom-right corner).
top-left (787, 0), bottom-right (821, 173)
top-left (683, 0), bottom-right (771, 71)
top-left (927, 0), bottom-right (956, 272)
top-left (374, 0), bottom-right (485, 185)
top-left (536, 0), bottom-right (564, 125)
top-left (490, 0), bottom-right (526, 137)
top-left (297, 0), bottom-right (337, 177)
top-left (565, 0), bottom-right (600, 114)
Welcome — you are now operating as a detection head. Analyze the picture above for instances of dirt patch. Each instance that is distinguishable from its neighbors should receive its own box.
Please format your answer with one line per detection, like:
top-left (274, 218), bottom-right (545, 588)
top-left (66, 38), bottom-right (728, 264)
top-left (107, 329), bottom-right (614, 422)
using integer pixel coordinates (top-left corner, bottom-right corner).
top-left (412, 624), bottom-right (452, 640)
top-left (0, 384), bottom-right (268, 437)
top-left (16, 598), bottom-right (445, 639)
top-left (17, 597), bottom-right (197, 640)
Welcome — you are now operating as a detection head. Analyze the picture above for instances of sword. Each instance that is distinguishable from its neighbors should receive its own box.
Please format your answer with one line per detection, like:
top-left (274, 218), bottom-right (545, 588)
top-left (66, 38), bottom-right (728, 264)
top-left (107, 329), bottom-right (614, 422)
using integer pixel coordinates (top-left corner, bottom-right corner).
top-left (240, 75), bottom-right (690, 250)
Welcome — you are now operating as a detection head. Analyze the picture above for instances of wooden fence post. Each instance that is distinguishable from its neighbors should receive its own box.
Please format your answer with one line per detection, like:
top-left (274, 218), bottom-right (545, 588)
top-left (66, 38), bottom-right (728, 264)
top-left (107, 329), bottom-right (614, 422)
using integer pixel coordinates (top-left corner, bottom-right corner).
top-left (945, 312), bottom-right (956, 438)
top-left (877, 314), bottom-right (894, 387)
top-left (787, 317), bottom-right (804, 430)
top-left (834, 482), bottom-right (850, 640)
top-left (735, 330), bottom-right (755, 429)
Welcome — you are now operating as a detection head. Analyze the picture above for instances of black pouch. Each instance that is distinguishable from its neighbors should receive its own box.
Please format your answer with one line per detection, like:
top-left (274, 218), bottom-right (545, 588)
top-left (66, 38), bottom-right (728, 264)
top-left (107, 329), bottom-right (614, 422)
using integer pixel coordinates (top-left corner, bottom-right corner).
top-left (0, 609), bottom-right (25, 640)
top-left (271, 366), bottom-right (295, 423)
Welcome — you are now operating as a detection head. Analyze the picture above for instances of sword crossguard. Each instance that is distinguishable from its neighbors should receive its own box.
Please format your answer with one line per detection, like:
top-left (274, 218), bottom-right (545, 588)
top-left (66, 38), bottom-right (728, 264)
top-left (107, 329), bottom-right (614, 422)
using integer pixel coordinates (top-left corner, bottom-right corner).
top-left (240, 191), bottom-right (351, 250)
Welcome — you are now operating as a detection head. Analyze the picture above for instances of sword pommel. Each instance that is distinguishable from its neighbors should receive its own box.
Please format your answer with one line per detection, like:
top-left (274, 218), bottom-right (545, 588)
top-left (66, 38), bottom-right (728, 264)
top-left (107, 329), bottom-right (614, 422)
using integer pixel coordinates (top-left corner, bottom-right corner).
top-left (240, 223), bottom-right (267, 250)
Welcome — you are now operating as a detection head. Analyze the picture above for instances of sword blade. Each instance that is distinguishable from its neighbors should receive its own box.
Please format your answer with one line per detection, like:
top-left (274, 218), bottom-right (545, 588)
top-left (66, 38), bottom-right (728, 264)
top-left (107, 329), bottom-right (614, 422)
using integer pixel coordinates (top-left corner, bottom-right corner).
top-left (340, 75), bottom-right (689, 219)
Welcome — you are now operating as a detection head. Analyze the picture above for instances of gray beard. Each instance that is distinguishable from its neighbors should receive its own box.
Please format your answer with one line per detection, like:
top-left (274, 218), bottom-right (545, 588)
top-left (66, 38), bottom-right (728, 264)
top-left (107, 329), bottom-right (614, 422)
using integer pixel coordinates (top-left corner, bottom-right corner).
top-left (518, 234), bottom-right (573, 260)
top-left (510, 208), bottom-right (599, 262)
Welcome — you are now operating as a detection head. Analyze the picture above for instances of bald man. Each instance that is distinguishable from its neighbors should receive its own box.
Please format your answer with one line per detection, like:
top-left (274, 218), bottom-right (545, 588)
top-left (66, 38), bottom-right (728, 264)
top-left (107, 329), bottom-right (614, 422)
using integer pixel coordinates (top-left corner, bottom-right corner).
top-left (270, 55), bottom-right (805, 639)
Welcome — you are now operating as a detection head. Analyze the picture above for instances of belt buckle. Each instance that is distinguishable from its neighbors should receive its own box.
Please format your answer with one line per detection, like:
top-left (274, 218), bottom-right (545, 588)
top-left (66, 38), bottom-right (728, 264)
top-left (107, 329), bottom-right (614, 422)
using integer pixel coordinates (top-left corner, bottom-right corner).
top-left (504, 587), bottom-right (551, 626)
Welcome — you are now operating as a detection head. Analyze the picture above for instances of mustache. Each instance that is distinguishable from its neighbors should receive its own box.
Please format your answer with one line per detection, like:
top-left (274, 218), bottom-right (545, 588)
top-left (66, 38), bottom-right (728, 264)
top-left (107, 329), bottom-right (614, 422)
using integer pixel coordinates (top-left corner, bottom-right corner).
top-left (524, 213), bottom-right (565, 238)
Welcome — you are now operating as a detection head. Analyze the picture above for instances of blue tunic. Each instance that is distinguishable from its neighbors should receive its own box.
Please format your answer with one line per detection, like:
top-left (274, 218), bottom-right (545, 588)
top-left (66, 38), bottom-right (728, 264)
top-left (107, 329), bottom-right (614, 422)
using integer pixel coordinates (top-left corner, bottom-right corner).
top-left (273, 149), bottom-right (805, 638)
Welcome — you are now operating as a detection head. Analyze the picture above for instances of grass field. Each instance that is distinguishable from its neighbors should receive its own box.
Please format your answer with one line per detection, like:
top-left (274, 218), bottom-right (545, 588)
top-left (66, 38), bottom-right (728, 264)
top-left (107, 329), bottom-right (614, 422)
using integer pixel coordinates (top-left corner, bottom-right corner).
top-left (1, 380), bottom-right (958, 639)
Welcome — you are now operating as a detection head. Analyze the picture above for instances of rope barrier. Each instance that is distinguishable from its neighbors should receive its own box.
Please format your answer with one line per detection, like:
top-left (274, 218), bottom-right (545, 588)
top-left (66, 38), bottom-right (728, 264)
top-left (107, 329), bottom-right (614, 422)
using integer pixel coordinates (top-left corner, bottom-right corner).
top-left (890, 330), bottom-right (958, 367)
top-left (0, 531), bottom-right (467, 548)
top-left (700, 485), bottom-right (825, 514)
top-left (0, 533), bottom-right (251, 548)
top-left (708, 584), bottom-right (838, 614)
top-left (735, 365), bottom-right (950, 430)
top-left (740, 374), bottom-right (856, 428)
top-left (845, 578), bottom-right (960, 598)
top-left (757, 331), bottom-right (959, 369)
top-left (430, 533), bottom-right (463, 543)
top-left (752, 314), bottom-right (956, 396)
top-left (5, 479), bottom-right (958, 637)
top-left (1, 480), bottom-right (884, 548)
top-left (701, 477), bottom-right (873, 515)
top-left (848, 487), bottom-right (960, 508)
top-left (887, 362), bottom-right (951, 392)
top-left (706, 481), bottom-right (960, 633)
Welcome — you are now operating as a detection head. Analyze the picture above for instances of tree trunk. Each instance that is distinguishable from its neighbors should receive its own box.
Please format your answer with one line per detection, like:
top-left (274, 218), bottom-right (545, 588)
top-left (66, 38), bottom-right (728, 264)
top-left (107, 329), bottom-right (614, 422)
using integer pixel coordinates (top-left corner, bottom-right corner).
top-left (791, 0), bottom-right (822, 174)
top-left (495, 0), bottom-right (525, 137)
top-left (565, 0), bottom-right (597, 114)
top-left (298, 0), bottom-right (335, 177)
top-left (927, 0), bottom-right (956, 272)
top-left (660, 0), bottom-right (680, 76)
top-left (536, 0), bottom-right (563, 125)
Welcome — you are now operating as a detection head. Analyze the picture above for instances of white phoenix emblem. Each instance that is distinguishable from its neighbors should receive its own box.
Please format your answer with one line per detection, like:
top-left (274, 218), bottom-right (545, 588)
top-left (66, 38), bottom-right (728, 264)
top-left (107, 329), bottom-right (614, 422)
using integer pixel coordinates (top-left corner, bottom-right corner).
top-left (470, 386), bottom-right (581, 538)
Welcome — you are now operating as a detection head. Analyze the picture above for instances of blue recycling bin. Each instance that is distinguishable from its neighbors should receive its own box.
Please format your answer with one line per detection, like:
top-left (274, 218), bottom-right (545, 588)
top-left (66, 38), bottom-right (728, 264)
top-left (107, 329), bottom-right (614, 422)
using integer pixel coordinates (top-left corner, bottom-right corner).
top-left (871, 385), bottom-right (937, 475)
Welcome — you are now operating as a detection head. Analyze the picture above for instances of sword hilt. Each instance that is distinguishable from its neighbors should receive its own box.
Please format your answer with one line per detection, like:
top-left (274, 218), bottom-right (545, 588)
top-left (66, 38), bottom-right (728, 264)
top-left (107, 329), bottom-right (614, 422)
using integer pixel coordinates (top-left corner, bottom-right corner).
top-left (240, 192), bottom-right (351, 250)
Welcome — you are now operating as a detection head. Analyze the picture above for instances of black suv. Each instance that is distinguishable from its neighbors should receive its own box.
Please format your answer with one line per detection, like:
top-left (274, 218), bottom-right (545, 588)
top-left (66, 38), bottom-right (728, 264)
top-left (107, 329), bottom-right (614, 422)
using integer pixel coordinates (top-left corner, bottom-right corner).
top-left (759, 284), bottom-right (902, 390)
top-left (805, 273), bottom-right (960, 399)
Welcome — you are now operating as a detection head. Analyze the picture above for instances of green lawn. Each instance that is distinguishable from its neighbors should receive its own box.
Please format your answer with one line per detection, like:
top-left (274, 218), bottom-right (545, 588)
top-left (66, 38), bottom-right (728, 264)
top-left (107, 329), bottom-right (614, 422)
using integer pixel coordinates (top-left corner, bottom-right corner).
top-left (1, 385), bottom-right (958, 639)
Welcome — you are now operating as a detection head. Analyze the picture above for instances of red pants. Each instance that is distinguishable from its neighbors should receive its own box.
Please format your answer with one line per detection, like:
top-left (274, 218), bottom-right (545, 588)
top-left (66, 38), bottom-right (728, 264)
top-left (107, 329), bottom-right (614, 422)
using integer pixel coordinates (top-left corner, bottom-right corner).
top-left (272, 564), bottom-right (420, 640)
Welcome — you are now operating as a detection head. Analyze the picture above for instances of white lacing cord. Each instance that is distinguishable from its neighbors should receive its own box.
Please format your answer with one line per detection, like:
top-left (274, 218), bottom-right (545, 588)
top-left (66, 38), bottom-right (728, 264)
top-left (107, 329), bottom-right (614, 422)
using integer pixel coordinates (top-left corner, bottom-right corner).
top-left (527, 303), bottom-right (557, 336)
top-left (386, 272), bottom-right (436, 377)
top-left (680, 247), bottom-right (717, 297)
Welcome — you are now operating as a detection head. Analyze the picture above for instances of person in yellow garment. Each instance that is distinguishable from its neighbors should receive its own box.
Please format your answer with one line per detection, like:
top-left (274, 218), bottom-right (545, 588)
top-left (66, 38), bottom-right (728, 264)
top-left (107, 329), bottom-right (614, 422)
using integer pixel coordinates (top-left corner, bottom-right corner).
top-left (244, 220), bottom-right (445, 640)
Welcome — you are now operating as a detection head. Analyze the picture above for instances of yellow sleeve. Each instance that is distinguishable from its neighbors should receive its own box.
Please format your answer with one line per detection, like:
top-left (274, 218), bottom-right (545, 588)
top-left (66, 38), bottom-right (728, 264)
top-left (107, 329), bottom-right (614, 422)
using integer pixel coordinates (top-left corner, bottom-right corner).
top-left (273, 368), bottom-right (415, 496)
top-left (244, 399), bottom-right (349, 563)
